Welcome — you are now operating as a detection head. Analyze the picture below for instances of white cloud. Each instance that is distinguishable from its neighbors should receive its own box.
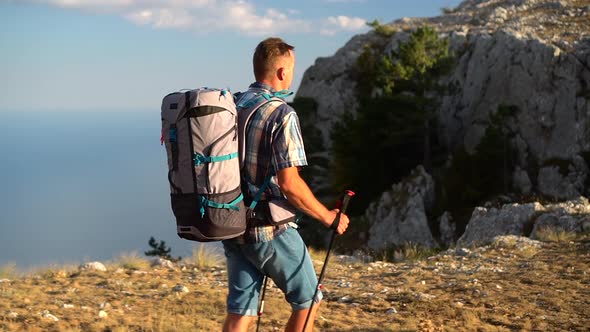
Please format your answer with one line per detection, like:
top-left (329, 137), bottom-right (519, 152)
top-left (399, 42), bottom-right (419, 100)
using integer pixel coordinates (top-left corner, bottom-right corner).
top-left (21, 0), bottom-right (365, 36)
top-left (320, 15), bottom-right (367, 35)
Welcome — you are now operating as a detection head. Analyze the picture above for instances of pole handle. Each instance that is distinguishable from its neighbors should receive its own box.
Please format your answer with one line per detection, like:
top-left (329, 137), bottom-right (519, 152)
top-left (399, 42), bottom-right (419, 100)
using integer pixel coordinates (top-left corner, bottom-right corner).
top-left (330, 190), bottom-right (355, 230)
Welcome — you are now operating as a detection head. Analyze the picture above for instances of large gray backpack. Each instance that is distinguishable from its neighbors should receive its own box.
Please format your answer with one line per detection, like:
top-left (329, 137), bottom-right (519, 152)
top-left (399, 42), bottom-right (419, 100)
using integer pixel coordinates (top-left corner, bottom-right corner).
top-left (161, 88), bottom-right (246, 242)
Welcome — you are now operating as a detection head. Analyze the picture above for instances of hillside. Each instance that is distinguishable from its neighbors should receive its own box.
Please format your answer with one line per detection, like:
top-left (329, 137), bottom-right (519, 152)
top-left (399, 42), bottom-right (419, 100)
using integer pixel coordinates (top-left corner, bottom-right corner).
top-left (1, 234), bottom-right (588, 331)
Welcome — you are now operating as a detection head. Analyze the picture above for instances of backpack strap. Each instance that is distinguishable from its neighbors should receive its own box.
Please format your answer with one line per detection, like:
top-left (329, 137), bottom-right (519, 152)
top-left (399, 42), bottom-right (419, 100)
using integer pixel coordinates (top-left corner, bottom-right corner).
top-left (236, 89), bottom-right (291, 209)
top-left (198, 193), bottom-right (244, 218)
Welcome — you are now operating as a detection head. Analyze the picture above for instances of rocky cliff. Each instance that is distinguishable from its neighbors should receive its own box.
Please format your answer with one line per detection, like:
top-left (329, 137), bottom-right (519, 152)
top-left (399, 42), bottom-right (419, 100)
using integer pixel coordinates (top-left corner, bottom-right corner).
top-left (297, 0), bottom-right (590, 200)
top-left (296, 0), bottom-right (590, 249)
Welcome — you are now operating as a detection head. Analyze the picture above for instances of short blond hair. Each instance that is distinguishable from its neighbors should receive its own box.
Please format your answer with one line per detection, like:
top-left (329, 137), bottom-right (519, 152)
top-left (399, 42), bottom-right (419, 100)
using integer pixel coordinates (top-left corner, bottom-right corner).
top-left (253, 37), bottom-right (294, 81)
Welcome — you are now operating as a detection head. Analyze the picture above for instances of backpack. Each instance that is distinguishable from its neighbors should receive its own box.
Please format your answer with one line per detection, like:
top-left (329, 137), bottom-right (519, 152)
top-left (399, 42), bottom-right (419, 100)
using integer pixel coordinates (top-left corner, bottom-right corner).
top-left (161, 88), bottom-right (245, 242)
top-left (161, 87), bottom-right (297, 242)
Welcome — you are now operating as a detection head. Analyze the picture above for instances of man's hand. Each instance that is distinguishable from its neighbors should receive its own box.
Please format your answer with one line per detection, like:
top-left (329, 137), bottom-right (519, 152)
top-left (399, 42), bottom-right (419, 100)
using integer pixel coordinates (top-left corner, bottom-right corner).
top-left (322, 209), bottom-right (349, 235)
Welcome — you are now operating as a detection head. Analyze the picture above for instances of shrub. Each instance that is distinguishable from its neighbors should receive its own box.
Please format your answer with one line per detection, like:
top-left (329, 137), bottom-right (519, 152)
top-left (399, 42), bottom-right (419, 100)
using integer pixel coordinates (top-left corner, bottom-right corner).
top-left (366, 19), bottom-right (396, 37)
top-left (145, 236), bottom-right (181, 262)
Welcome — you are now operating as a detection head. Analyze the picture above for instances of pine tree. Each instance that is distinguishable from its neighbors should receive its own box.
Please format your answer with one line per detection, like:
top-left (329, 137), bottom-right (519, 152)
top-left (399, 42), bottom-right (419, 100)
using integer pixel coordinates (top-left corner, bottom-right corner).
top-left (144, 236), bottom-right (181, 262)
top-left (377, 26), bottom-right (453, 171)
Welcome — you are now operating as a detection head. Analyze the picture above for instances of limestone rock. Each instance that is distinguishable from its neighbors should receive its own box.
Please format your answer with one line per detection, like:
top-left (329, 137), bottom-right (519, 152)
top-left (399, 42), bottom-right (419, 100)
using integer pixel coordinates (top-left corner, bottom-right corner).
top-left (150, 258), bottom-right (175, 269)
top-left (439, 212), bottom-right (456, 247)
top-left (457, 202), bottom-right (544, 246)
top-left (41, 310), bottom-right (59, 322)
top-left (544, 196), bottom-right (590, 215)
top-left (538, 157), bottom-right (588, 200)
top-left (79, 261), bottom-right (107, 272)
top-left (530, 196), bottom-right (590, 237)
top-left (460, 196), bottom-right (589, 246)
top-left (367, 166), bottom-right (437, 250)
top-left (512, 167), bottom-right (532, 194)
top-left (491, 235), bottom-right (543, 250)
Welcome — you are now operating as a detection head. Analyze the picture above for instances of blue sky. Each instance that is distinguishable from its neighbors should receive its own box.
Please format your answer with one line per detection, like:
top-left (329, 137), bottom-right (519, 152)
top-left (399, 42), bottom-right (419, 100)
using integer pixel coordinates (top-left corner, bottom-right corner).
top-left (0, 0), bottom-right (462, 111)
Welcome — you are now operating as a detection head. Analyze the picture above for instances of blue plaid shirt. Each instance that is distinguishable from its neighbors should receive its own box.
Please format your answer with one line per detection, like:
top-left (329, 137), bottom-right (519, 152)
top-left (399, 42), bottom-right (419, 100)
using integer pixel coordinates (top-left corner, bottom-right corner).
top-left (239, 82), bottom-right (307, 243)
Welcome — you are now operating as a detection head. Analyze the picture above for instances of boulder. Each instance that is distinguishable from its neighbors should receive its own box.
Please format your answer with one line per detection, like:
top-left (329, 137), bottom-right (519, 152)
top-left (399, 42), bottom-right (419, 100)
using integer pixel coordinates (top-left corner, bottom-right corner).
top-left (367, 166), bottom-right (437, 250)
top-left (79, 261), bottom-right (107, 272)
top-left (457, 202), bottom-right (544, 247)
top-left (150, 258), bottom-right (175, 269)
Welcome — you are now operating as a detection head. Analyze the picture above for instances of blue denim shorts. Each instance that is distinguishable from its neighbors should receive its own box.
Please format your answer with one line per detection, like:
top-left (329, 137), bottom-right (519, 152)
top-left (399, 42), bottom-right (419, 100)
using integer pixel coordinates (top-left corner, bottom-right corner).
top-left (222, 227), bottom-right (322, 316)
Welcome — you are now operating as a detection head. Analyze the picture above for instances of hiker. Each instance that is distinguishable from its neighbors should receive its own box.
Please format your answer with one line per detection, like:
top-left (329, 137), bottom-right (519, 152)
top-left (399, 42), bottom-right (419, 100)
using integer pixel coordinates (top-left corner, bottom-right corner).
top-left (222, 37), bottom-right (350, 332)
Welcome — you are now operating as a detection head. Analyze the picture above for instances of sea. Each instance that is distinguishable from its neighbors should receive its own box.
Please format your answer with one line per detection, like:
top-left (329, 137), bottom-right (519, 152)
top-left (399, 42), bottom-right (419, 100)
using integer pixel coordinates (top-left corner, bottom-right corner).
top-left (0, 110), bottom-right (208, 269)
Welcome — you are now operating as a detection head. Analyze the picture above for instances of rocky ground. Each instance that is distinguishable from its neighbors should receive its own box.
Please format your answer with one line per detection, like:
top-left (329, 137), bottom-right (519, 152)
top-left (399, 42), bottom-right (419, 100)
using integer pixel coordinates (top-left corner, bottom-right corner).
top-left (1, 234), bottom-right (588, 332)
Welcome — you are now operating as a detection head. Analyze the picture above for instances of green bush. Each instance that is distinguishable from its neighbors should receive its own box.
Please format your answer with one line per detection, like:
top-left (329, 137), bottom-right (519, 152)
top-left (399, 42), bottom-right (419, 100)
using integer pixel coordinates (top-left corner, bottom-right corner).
top-left (144, 237), bottom-right (181, 262)
top-left (366, 19), bottom-right (396, 37)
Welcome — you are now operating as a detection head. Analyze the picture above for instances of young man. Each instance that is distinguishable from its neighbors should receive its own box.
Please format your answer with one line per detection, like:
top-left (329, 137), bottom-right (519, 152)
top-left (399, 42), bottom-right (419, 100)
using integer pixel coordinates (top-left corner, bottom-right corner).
top-left (222, 37), bottom-right (350, 332)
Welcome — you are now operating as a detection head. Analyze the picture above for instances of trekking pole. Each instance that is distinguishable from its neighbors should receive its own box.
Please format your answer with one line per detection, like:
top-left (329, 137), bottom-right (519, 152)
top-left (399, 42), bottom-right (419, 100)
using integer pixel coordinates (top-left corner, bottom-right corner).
top-left (256, 275), bottom-right (269, 332)
top-left (302, 190), bottom-right (355, 332)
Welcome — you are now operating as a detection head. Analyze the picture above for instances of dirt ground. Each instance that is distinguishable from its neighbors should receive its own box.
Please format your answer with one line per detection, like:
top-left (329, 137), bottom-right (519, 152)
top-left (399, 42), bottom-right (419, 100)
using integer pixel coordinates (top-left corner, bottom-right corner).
top-left (1, 235), bottom-right (589, 331)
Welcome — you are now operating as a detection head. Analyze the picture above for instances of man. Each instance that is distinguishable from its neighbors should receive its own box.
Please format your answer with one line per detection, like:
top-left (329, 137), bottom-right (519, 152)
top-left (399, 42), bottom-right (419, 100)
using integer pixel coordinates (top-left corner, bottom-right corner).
top-left (222, 37), bottom-right (350, 332)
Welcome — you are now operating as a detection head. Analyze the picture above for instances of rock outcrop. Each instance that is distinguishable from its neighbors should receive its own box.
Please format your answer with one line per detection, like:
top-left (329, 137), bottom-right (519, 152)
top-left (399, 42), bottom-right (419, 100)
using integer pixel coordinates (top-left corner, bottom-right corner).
top-left (458, 196), bottom-right (590, 246)
top-left (457, 202), bottom-right (542, 246)
top-left (366, 166), bottom-right (437, 250)
top-left (296, 0), bottom-right (590, 201)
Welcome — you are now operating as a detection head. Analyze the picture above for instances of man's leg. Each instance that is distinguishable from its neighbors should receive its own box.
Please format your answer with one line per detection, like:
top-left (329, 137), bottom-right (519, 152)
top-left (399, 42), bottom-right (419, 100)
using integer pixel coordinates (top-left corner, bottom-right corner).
top-left (260, 228), bottom-right (323, 332)
top-left (222, 240), bottom-right (266, 331)
top-left (285, 302), bottom-right (321, 332)
top-left (223, 313), bottom-right (256, 332)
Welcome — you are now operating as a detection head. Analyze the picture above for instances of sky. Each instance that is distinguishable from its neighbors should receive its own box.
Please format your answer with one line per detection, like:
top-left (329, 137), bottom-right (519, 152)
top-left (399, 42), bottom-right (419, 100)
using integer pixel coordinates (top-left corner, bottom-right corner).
top-left (0, 0), bottom-right (463, 111)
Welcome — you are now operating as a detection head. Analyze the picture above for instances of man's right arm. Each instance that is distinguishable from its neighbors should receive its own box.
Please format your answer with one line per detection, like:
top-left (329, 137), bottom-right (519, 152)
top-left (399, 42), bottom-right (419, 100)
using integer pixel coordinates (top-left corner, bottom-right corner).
top-left (276, 166), bottom-right (349, 235)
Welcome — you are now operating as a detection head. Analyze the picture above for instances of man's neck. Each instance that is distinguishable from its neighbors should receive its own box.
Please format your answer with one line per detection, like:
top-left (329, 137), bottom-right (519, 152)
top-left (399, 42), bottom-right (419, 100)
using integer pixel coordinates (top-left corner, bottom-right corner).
top-left (257, 79), bottom-right (284, 92)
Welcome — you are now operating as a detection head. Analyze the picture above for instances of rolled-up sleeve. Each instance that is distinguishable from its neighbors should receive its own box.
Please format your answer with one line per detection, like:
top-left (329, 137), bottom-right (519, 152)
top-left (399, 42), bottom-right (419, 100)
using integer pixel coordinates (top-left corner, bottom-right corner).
top-left (272, 111), bottom-right (307, 170)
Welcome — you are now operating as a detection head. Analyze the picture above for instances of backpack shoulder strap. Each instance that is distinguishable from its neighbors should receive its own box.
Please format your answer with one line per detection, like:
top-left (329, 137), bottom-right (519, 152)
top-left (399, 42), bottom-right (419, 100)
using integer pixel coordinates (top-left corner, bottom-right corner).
top-left (236, 92), bottom-right (287, 169)
top-left (236, 89), bottom-right (291, 209)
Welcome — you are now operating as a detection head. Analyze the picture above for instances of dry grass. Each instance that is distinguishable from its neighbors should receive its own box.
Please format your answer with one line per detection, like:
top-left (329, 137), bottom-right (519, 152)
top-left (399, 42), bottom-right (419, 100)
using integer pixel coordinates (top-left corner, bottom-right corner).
top-left (0, 263), bottom-right (19, 279)
top-left (534, 227), bottom-right (578, 243)
top-left (185, 244), bottom-right (224, 269)
top-left (112, 251), bottom-right (150, 270)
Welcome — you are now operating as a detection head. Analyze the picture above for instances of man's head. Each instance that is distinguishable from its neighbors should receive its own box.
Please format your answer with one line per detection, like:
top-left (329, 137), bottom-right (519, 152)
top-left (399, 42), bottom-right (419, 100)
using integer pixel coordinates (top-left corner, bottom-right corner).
top-left (253, 37), bottom-right (295, 91)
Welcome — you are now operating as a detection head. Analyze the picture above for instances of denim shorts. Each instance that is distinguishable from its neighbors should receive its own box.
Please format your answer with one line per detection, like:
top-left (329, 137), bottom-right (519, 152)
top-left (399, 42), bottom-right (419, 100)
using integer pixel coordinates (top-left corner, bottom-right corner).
top-left (222, 226), bottom-right (322, 316)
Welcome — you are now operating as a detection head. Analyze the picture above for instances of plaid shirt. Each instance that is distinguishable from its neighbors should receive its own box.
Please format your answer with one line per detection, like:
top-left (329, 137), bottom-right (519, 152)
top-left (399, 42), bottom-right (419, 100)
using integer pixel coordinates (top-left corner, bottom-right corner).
top-left (239, 82), bottom-right (307, 243)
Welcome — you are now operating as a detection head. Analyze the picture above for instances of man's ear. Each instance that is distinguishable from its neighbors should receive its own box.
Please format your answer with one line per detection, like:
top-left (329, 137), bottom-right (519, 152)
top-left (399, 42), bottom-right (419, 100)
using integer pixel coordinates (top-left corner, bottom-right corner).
top-left (277, 67), bottom-right (286, 81)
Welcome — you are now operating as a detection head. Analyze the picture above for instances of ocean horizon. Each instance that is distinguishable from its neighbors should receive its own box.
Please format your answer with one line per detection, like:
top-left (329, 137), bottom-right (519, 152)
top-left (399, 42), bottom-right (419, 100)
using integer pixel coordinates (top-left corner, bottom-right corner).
top-left (0, 110), bottom-right (213, 270)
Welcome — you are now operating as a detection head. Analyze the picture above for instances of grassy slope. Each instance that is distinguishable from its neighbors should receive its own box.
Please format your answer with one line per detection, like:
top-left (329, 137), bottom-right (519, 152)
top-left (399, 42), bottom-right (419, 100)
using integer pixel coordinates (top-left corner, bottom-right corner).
top-left (1, 236), bottom-right (589, 332)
